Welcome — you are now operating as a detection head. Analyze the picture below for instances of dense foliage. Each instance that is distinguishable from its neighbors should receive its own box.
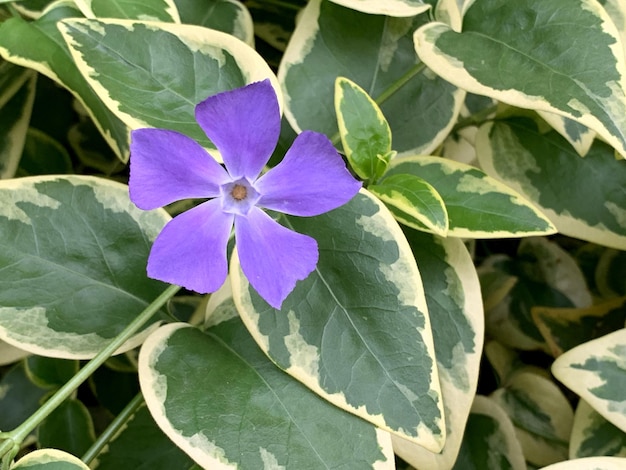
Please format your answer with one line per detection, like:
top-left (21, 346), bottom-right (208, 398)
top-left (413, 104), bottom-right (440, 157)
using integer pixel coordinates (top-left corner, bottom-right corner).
top-left (0, 0), bottom-right (625, 469)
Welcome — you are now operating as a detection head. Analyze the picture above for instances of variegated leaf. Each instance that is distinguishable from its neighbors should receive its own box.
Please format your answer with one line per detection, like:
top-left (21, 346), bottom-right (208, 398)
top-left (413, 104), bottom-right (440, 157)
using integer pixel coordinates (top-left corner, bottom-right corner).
top-left (328, 0), bottom-right (430, 17)
top-left (139, 321), bottom-right (394, 469)
top-left (335, 76), bottom-right (392, 181)
top-left (481, 238), bottom-right (592, 351)
top-left (490, 371), bottom-right (574, 467)
top-left (231, 190), bottom-right (445, 450)
top-left (0, 175), bottom-right (170, 359)
top-left (11, 449), bottom-right (90, 470)
top-left (597, 248), bottom-right (626, 298)
top-left (477, 119), bottom-right (626, 250)
top-left (37, 399), bottom-right (96, 456)
top-left (18, 128), bottom-right (73, 177)
top-left (383, 156), bottom-right (555, 238)
top-left (451, 395), bottom-right (526, 470)
top-left (92, 403), bottom-right (197, 470)
top-left (0, 63), bottom-right (36, 179)
top-left (391, 230), bottom-right (484, 469)
top-left (414, 0), bottom-right (626, 157)
top-left (536, 111), bottom-right (596, 157)
top-left (539, 456), bottom-right (626, 470)
top-left (532, 297), bottom-right (626, 357)
top-left (59, 18), bottom-right (277, 157)
top-left (0, 3), bottom-right (131, 162)
top-left (369, 174), bottom-right (448, 236)
top-left (552, 328), bottom-right (626, 434)
top-left (570, 399), bottom-right (626, 459)
top-left (74, 0), bottom-right (181, 22)
top-left (0, 362), bottom-right (47, 431)
top-left (0, 340), bottom-right (29, 366)
top-left (279, 0), bottom-right (464, 156)
top-left (173, 0), bottom-right (254, 45)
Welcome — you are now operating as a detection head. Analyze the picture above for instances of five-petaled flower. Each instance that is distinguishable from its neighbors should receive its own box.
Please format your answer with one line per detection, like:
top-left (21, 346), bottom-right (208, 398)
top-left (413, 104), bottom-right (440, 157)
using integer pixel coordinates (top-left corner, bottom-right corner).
top-left (129, 79), bottom-right (361, 309)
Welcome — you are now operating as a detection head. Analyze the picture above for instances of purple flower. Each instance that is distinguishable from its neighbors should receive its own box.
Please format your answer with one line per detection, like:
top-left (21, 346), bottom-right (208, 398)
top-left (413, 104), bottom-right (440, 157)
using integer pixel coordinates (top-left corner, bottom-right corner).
top-left (129, 79), bottom-right (361, 309)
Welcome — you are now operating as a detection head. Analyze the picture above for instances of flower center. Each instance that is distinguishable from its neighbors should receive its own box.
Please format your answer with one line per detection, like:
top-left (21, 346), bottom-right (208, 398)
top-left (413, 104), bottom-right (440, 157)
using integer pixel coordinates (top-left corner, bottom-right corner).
top-left (231, 184), bottom-right (247, 201)
top-left (220, 178), bottom-right (260, 216)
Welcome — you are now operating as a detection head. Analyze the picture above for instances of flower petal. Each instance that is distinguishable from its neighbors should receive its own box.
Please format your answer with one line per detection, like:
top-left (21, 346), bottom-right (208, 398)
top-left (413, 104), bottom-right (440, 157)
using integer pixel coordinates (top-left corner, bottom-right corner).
top-left (195, 80), bottom-right (280, 180)
top-left (130, 128), bottom-right (229, 210)
top-left (256, 131), bottom-right (361, 216)
top-left (235, 207), bottom-right (318, 309)
top-left (147, 199), bottom-right (234, 294)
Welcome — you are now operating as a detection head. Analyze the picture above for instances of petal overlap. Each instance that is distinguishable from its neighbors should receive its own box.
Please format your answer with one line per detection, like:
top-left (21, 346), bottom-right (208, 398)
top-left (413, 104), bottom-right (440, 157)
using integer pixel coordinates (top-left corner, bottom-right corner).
top-left (130, 128), bottom-right (229, 210)
top-left (195, 80), bottom-right (280, 180)
top-left (256, 131), bottom-right (361, 216)
top-left (235, 207), bottom-right (318, 309)
top-left (147, 199), bottom-right (234, 294)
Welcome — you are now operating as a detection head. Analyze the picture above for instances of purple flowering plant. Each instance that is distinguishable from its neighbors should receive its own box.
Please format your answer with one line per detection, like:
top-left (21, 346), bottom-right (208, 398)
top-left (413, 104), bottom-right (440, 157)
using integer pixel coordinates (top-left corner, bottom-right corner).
top-left (129, 79), bottom-right (361, 309)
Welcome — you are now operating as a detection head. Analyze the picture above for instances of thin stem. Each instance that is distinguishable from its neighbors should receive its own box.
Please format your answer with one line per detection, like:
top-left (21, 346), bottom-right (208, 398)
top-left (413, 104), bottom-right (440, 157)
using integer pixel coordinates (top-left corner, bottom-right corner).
top-left (0, 284), bottom-right (180, 463)
top-left (452, 103), bottom-right (499, 132)
top-left (82, 393), bottom-right (144, 464)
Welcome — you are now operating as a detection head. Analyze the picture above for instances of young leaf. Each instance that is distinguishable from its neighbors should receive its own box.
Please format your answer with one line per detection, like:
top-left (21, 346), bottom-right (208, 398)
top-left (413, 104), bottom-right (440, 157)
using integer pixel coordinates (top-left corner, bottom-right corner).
top-left (335, 76), bottom-right (392, 180)
top-left (414, 0), bottom-right (626, 157)
top-left (59, 18), bottom-right (277, 157)
top-left (231, 190), bottom-right (445, 450)
top-left (0, 3), bottom-right (131, 161)
top-left (0, 175), bottom-right (170, 359)
top-left (279, 0), bottom-right (464, 156)
top-left (139, 321), bottom-right (394, 469)
top-left (383, 156), bottom-right (556, 238)
top-left (18, 128), bottom-right (74, 177)
top-left (392, 230), bottom-right (484, 469)
top-left (477, 118), bottom-right (626, 250)
top-left (552, 328), bottom-right (626, 434)
top-left (370, 173), bottom-right (448, 236)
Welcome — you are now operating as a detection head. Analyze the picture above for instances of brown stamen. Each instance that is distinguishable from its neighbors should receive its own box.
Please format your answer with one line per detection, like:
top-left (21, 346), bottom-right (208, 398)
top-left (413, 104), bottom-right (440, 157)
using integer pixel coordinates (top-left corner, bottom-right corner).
top-left (231, 184), bottom-right (247, 201)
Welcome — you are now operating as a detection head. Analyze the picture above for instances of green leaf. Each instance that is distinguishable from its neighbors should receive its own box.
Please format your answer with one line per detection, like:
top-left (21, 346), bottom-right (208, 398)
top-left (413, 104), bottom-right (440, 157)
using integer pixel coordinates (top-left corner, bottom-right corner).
top-left (490, 371), bottom-right (574, 467)
top-left (231, 190), bottom-right (445, 449)
top-left (0, 3), bottom-right (131, 162)
top-left (25, 356), bottom-right (79, 389)
top-left (37, 399), bottom-right (96, 456)
top-left (11, 449), bottom-right (90, 470)
top-left (0, 175), bottom-right (170, 359)
top-left (74, 0), bottom-right (180, 22)
top-left (279, 0), bottom-right (464, 156)
top-left (392, 230), bottom-right (484, 468)
top-left (139, 321), bottom-right (394, 469)
top-left (451, 396), bottom-right (526, 470)
top-left (335, 76), bottom-right (392, 180)
top-left (552, 328), bottom-right (626, 435)
top-left (0, 362), bottom-right (48, 431)
top-left (17, 128), bottom-right (74, 177)
top-left (481, 238), bottom-right (592, 351)
top-left (59, 18), bottom-right (277, 157)
top-left (532, 297), bottom-right (626, 357)
top-left (476, 118), bottom-right (626, 249)
top-left (370, 173), bottom-right (448, 235)
top-left (414, 0), bottom-right (626, 157)
top-left (571, 399), bottom-right (626, 459)
top-left (173, 0), bottom-right (254, 45)
top-left (328, 0), bottom-right (430, 17)
top-left (536, 111), bottom-right (596, 157)
top-left (0, 62), bottom-right (37, 179)
top-left (89, 403), bottom-right (196, 470)
top-left (383, 156), bottom-right (555, 238)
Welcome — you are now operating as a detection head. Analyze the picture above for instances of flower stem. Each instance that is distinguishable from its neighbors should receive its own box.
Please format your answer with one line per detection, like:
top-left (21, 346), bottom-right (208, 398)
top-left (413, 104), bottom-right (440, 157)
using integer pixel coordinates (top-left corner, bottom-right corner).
top-left (0, 284), bottom-right (180, 466)
top-left (82, 393), bottom-right (145, 464)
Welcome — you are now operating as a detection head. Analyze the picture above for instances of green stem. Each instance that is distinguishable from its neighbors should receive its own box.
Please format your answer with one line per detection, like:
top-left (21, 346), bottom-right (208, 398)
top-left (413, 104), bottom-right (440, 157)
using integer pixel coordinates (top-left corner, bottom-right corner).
top-left (0, 284), bottom-right (180, 464)
top-left (451, 103), bottom-right (499, 132)
top-left (82, 393), bottom-right (145, 464)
